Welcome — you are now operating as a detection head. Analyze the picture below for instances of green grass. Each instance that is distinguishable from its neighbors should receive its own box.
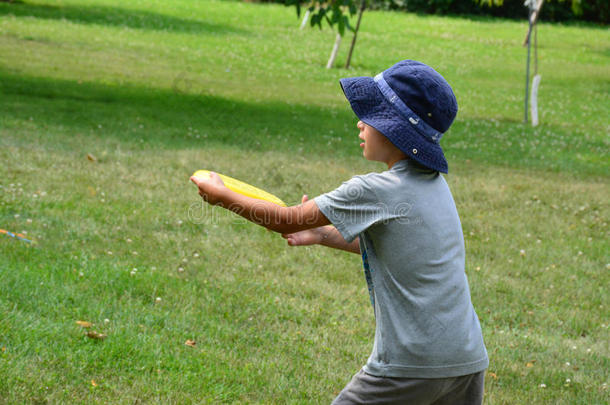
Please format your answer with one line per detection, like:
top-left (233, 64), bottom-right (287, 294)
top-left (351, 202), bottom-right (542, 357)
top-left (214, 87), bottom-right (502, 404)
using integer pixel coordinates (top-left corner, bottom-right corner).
top-left (0, 0), bottom-right (608, 403)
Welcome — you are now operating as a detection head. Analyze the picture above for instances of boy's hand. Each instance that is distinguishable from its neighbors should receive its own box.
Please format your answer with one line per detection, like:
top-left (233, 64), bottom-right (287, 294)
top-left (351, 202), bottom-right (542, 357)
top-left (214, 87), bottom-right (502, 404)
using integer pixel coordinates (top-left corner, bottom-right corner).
top-left (281, 195), bottom-right (327, 246)
top-left (190, 172), bottom-right (228, 206)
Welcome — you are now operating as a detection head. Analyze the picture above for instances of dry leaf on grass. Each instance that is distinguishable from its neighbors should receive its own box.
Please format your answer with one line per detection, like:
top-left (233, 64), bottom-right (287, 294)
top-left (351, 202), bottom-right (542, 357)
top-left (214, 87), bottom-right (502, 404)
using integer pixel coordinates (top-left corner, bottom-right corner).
top-left (185, 339), bottom-right (196, 347)
top-left (488, 372), bottom-right (498, 380)
top-left (76, 321), bottom-right (93, 328)
top-left (87, 153), bottom-right (97, 162)
top-left (86, 331), bottom-right (107, 340)
top-left (91, 379), bottom-right (97, 387)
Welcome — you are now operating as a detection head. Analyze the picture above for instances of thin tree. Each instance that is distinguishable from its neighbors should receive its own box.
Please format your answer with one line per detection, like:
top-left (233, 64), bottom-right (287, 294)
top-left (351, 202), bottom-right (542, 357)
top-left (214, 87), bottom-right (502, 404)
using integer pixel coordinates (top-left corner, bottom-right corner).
top-left (287, 0), bottom-right (364, 69)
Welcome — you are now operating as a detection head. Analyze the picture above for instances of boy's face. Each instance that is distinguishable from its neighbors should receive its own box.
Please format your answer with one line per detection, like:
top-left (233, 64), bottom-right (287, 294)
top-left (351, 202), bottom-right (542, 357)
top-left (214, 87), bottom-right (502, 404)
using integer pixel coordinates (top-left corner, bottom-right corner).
top-left (357, 121), bottom-right (406, 167)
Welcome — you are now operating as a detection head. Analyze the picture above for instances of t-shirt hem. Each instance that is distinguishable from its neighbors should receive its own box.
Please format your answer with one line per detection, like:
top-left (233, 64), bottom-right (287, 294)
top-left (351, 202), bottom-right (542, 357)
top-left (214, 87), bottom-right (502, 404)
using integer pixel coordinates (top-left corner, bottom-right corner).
top-left (363, 357), bottom-right (489, 379)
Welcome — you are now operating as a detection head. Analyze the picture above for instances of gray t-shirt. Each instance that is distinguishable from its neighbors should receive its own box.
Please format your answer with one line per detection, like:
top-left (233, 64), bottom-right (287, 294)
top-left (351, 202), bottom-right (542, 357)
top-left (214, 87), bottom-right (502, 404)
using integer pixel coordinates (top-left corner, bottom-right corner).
top-left (314, 159), bottom-right (489, 378)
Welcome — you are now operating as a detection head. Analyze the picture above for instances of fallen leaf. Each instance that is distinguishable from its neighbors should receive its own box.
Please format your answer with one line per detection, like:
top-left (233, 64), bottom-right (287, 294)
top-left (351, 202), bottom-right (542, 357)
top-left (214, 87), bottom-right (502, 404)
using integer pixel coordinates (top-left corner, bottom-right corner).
top-left (526, 362), bottom-right (534, 368)
top-left (91, 379), bottom-right (97, 387)
top-left (185, 339), bottom-right (196, 347)
top-left (87, 153), bottom-right (97, 162)
top-left (76, 321), bottom-right (93, 328)
top-left (488, 372), bottom-right (498, 380)
top-left (86, 331), bottom-right (107, 340)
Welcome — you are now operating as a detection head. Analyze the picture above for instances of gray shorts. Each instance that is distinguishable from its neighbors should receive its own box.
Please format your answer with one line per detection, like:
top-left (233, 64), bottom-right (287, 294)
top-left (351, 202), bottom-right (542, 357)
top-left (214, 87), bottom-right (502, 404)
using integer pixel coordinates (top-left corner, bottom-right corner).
top-left (331, 369), bottom-right (485, 405)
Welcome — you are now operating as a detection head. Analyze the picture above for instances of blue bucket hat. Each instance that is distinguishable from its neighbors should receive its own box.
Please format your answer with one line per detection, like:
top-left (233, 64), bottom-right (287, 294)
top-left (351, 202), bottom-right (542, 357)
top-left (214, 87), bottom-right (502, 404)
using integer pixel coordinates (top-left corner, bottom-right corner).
top-left (340, 60), bottom-right (458, 173)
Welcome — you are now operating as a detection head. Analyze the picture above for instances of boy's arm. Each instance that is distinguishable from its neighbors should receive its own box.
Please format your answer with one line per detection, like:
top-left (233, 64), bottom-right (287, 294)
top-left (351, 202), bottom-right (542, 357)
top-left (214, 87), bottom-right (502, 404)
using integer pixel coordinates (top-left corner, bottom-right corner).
top-left (282, 224), bottom-right (360, 254)
top-left (281, 195), bottom-right (360, 254)
top-left (190, 173), bottom-right (330, 234)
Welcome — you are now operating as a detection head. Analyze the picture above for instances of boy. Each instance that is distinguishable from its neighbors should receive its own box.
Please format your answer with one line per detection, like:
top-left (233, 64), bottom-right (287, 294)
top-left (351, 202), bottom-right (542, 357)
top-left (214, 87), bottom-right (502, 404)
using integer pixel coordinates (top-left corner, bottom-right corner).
top-left (191, 60), bottom-right (488, 404)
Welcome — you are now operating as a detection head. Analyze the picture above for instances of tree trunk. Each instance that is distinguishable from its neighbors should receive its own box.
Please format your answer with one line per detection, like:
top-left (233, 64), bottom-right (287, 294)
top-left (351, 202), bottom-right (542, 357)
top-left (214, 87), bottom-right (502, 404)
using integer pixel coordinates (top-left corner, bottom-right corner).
top-left (326, 33), bottom-right (342, 69)
top-left (345, 0), bottom-right (366, 69)
top-left (530, 74), bottom-right (541, 126)
top-left (300, 10), bottom-right (311, 30)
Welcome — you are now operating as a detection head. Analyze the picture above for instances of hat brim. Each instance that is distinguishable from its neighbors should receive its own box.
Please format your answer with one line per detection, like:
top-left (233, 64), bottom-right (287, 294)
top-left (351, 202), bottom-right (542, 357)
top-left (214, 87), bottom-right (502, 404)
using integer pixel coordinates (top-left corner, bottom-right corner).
top-left (340, 76), bottom-right (448, 173)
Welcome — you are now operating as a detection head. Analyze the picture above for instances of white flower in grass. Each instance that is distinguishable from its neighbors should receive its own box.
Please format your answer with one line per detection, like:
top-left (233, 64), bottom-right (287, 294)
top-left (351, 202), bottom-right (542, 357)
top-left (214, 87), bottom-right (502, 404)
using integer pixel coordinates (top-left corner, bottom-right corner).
top-left (519, 249), bottom-right (526, 257)
top-left (155, 297), bottom-right (162, 303)
top-left (539, 383), bottom-right (546, 388)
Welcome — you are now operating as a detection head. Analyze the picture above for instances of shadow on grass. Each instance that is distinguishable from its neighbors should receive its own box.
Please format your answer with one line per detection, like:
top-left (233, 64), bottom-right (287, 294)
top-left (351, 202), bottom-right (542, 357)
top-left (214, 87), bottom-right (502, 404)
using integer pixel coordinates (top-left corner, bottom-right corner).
top-left (0, 1), bottom-right (247, 35)
top-left (0, 69), bottom-right (355, 158)
top-left (0, 70), bottom-right (606, 177)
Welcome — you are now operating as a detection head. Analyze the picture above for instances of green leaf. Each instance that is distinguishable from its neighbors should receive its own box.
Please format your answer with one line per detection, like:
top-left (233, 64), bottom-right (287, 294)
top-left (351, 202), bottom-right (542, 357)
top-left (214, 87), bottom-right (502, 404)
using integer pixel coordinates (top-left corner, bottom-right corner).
top-left (343, 15), bottom-right (354, 32)
top-left (349, 2), bottom-right (357, 14)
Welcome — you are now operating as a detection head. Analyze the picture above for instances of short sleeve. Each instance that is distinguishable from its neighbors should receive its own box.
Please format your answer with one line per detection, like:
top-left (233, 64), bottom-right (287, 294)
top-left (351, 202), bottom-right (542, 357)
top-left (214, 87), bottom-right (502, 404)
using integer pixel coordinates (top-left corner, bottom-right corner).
top-left (314, 175), bottom-right (393, 243)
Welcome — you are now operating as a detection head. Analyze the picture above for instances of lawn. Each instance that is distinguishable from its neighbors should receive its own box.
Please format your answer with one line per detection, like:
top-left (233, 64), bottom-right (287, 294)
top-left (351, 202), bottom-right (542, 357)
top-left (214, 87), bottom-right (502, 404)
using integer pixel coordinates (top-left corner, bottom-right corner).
top-left (0, 0), bottom-right (608, 403)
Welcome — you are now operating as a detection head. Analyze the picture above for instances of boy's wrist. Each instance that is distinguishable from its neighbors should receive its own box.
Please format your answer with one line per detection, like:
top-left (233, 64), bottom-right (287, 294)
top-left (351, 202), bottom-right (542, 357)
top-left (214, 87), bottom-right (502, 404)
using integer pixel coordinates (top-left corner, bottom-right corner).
top-left (318, 226), bottom-right (333, 245)
top-left (216, 186), bottom-right (236, 206)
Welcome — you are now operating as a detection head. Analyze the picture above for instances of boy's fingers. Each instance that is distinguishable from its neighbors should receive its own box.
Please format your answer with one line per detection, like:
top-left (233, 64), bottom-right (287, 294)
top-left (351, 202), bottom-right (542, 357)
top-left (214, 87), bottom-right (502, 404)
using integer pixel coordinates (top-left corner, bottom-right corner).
top-left (301, 194), bottom-right (308, 204)
top-left (208, 172), bottom-right (225, 186)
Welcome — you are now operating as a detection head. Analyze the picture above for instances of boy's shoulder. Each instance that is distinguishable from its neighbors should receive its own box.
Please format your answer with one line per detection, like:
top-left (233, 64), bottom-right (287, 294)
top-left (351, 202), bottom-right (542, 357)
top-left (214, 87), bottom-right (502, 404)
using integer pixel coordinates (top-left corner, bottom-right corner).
top-left (354, 160), bottom-right (436, 186)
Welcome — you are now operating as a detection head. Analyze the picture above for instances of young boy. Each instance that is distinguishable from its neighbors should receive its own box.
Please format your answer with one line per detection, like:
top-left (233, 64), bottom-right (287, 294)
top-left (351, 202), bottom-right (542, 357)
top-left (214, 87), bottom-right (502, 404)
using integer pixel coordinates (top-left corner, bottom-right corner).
top-left (191, 60), bottom-right (488, 404)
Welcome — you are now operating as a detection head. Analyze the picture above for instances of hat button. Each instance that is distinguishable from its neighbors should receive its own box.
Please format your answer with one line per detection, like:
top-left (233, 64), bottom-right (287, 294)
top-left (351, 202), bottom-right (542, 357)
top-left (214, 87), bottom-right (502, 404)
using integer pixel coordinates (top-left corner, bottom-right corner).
top-left (412, 148), bottom-right (418, 154)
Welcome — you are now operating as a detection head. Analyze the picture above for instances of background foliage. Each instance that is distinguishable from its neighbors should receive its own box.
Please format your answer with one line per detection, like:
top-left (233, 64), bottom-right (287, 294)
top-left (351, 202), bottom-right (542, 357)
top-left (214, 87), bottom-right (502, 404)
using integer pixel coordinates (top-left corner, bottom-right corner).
top-left (275, 0), bottom-right (609, 24)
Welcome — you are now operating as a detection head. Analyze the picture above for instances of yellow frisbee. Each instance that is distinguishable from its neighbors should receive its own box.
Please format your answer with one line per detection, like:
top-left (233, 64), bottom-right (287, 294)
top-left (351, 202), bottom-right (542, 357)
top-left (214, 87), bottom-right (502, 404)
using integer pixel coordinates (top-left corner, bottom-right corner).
top-left (192, 170), bottom-right (287, 207)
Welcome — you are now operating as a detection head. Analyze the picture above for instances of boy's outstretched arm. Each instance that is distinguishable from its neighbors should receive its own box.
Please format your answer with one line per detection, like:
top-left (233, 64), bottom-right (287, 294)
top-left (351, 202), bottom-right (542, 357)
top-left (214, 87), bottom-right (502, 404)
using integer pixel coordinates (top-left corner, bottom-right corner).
top-left (281, 195), bottom-right (360, 254)
top-left (190, 172), bottom-right (330, 234)
top-left (190, 174), bottom-right (360, 254)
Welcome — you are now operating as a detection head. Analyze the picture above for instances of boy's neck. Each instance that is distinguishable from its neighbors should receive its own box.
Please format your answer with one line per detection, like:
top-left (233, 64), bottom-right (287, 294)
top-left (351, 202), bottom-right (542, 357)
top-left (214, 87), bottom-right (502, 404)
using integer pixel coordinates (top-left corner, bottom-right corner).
top-left (386, 152), bottom-right (408, 169)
